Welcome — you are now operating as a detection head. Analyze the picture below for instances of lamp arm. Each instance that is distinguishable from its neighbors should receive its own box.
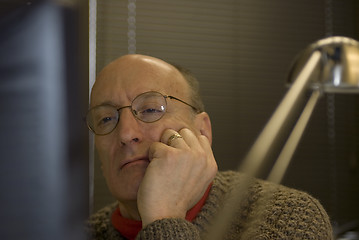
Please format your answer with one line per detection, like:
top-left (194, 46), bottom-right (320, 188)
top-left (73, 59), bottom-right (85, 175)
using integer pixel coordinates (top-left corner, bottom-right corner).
top-left (267, 89), bottom-right (322, 183)
top-left (238, 50), bottom-right (322, 176)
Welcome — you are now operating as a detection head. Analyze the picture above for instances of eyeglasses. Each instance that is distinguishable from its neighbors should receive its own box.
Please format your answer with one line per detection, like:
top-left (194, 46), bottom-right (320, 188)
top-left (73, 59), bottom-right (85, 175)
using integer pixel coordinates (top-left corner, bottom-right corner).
top-left (86, 91), bottom-right (200, 135)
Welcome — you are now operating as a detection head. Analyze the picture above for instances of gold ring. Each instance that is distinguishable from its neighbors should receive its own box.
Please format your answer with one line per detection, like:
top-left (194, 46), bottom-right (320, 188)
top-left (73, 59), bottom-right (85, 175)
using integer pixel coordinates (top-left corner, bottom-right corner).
top-left (167, 133), bottom-right (183, 146)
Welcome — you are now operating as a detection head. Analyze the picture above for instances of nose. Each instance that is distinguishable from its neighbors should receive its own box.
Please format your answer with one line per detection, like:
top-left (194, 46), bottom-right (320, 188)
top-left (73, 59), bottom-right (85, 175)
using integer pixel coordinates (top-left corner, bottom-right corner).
top-left (115, 107), bottom-right (142, 145)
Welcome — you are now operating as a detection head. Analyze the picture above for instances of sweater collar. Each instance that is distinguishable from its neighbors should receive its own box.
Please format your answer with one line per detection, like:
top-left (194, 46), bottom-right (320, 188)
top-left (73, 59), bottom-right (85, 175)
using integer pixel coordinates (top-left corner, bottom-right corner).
top-left (111, 183), bottom-right (212, 240)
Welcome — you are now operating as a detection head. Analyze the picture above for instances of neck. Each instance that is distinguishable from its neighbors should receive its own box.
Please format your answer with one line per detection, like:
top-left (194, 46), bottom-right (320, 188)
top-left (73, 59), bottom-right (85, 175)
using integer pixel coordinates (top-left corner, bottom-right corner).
top-left (118, 200), bottom-right (141, 221)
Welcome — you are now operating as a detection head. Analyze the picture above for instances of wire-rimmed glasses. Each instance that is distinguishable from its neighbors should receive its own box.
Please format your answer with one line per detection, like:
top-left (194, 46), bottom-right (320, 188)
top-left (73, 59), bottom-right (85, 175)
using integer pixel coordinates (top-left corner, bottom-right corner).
top-left (86, 91), bottom-right (200, 135)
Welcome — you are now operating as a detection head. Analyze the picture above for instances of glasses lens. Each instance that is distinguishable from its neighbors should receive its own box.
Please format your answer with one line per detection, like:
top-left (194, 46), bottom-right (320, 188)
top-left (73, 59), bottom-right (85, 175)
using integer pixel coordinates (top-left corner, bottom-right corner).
top-left (86, 105), bottom-right (119, 135)
top-left (132, 92), bottom-right (166, 122)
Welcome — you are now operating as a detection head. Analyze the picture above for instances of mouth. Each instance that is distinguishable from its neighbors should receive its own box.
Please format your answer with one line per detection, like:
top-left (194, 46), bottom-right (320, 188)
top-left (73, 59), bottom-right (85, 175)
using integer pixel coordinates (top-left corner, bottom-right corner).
top-left (120, 156), bottom-right (150, 170)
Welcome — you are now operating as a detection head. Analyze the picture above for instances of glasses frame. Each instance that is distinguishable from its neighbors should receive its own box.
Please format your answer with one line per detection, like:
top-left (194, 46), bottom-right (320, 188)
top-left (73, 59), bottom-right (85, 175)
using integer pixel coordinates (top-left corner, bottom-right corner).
top-left (86, 91), bottom-right (200, 135)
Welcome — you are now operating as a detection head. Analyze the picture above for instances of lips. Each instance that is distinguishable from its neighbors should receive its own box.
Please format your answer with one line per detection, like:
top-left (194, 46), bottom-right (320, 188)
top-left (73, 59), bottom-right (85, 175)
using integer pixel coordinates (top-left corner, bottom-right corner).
top-left (120, 156), bottom-right (149, 169)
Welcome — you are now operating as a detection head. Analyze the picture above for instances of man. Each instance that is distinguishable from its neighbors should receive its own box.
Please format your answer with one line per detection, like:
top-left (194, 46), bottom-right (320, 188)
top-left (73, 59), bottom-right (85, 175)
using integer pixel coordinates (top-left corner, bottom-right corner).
top-left (87, 54), bottom-right (333, 239)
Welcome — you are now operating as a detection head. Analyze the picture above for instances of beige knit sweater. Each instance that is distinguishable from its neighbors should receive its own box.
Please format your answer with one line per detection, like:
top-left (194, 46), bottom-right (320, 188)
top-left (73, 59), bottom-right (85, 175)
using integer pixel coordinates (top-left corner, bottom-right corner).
top-left (87, 171), bottom-right (333, 239)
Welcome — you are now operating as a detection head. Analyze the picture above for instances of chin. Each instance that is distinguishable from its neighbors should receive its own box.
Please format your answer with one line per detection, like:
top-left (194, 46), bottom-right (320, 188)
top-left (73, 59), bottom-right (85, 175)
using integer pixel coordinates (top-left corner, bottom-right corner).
top-left (109, 165), bottom-right (147, 202)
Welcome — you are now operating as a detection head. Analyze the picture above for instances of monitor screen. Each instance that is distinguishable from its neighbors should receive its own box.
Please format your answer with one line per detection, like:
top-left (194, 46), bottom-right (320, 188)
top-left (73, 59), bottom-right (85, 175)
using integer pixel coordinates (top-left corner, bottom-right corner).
top-left (0, 1), bottom-right (88, 239)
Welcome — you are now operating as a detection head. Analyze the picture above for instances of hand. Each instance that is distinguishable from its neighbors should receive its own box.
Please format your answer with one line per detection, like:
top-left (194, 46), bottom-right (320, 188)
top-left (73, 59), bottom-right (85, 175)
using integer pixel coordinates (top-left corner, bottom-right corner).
top-left (137, 128), bottom-right (218, 227)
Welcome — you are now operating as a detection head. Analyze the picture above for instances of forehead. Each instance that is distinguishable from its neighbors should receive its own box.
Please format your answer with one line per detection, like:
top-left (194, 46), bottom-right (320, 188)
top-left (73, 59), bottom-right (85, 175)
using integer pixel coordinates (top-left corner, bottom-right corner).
top-left (91, 55), bottom-right (189, 107)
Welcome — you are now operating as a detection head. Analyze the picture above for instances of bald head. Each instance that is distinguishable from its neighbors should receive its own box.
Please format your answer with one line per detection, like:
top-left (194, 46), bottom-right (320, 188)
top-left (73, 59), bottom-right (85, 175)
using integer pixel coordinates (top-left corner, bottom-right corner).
top-left (96, 55), bottom-right (175, 86)
top-left (91, 54), bottom-right (204, 113)
top-left (91, 54), bottom-right (193, 108)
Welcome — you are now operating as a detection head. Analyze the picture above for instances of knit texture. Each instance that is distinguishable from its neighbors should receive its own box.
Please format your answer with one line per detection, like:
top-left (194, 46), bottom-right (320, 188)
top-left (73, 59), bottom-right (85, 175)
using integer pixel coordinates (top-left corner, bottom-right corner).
top-left (87, 171), bottom-right (333, 239)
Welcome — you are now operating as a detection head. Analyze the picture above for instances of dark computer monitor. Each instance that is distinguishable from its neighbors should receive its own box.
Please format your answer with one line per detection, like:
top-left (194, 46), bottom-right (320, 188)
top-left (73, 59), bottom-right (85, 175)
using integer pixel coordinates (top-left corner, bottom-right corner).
top-left (0, 1), bottom-right (89, 239)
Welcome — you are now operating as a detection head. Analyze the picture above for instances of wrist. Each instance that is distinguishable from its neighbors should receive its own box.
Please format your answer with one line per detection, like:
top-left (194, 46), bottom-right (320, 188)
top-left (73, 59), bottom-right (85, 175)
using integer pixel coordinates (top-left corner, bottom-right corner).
top-left (141, 208), bottom-right (187, 227)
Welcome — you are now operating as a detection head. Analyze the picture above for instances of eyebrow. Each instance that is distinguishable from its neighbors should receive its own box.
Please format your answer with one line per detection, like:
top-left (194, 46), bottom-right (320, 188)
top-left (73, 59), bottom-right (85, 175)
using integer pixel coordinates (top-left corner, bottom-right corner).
top-left (91, 90), bottom-right (164, 109)
top-left (92, 100), bottom-right (119, 108)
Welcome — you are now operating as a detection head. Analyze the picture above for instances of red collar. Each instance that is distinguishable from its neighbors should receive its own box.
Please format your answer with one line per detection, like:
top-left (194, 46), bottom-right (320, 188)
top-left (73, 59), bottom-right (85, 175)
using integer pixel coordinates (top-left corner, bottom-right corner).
top-left (111, 183), bottom-right (212, 240)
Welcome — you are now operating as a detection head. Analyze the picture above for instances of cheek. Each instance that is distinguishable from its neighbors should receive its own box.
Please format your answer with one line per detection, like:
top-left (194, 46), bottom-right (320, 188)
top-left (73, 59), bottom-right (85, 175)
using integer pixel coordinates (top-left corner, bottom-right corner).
top-left (140, 123), bottom-right (164, 142)
top-left (95, 135), bottom-right (119, 154)
top-left (96, 149), bottom-right (109, 175)
top-left (94, 138), bottom-right (116, 170)
top-left (145, 114), bottom-right (197, 138)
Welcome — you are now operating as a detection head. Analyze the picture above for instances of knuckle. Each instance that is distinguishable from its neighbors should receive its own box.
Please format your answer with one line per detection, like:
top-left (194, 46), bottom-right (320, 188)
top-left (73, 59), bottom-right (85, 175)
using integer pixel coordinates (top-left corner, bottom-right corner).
top-left (161, 129), bottom-right (174, 142)
top-left (178, 128), bottom-right (190, 136)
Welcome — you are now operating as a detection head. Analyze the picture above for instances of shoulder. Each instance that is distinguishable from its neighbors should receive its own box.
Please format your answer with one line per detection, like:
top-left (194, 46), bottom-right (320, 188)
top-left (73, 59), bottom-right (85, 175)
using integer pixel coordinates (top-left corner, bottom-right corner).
top-left (86, 202), bottom-right (122, 240)
top-left (88, 202), bottom-right (117, 226)
top-left (213, 171), bottom-right (333, 239)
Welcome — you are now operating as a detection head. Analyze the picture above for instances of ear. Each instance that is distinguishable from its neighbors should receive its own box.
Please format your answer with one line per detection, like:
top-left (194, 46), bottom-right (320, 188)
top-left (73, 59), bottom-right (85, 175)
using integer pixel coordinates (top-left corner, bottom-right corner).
top-left (194, 112), bottom-right (212, 145)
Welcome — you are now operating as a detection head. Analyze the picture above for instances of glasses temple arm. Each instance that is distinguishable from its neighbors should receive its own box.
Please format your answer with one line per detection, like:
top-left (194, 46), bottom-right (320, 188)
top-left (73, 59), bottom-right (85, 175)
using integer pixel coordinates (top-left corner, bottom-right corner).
top-left (167, 96), bottom-right (200, 113)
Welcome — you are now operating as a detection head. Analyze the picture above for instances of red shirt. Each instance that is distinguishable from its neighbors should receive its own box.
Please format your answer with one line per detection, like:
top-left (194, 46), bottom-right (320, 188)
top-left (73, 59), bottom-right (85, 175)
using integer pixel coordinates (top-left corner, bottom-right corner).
top-left (111, 184), bottom-right (212, 240)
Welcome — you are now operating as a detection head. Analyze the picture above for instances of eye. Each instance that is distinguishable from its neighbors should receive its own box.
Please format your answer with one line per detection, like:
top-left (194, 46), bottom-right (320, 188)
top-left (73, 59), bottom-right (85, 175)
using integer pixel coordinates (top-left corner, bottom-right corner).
top-left (141, 108), bottom-right (162, 114)
top-left (94, 112), bottom-right (117, 127)
top-left (137, 104), bottom-right (165, 115)
top-left (99, 116), bottom-right (114, 125)
top-left (134, 104), bottom-right (165, 122)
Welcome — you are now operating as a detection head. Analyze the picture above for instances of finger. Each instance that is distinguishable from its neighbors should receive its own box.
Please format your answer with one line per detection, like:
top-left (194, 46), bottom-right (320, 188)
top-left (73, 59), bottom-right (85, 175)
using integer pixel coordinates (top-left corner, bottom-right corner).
top-left (197, 134), bottom-right (212, 153)
top-left (148, 141), bottom-right (166, 162)
top-left (161, 129), bottom-right (187, 148)
top-left (197, 134), bottom-right (218, 178)
top-left (178, 128), bottom-right (202, 150)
